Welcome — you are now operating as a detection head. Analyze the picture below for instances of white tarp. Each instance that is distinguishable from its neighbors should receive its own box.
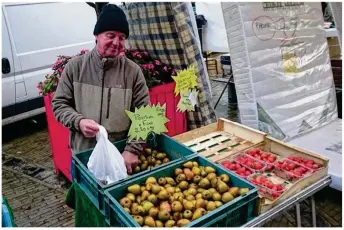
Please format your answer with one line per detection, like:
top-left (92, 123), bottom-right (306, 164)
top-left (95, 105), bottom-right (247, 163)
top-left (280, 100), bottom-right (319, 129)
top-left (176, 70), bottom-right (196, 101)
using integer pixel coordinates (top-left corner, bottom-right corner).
top-left (195, 2), bottom-right (230, 52)
top-left (221, 2), bottom-right (338, 141)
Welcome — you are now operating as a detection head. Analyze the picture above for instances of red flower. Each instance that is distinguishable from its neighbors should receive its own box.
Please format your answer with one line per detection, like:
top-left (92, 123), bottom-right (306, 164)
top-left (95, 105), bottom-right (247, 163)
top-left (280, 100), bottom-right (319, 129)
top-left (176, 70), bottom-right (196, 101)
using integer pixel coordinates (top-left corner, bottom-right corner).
top-left (137, 54), bottom-right (142, 59)
top-left (163, 66), bottom-right (168, 72)
top-left (154, 60), bottom-right (161, 65)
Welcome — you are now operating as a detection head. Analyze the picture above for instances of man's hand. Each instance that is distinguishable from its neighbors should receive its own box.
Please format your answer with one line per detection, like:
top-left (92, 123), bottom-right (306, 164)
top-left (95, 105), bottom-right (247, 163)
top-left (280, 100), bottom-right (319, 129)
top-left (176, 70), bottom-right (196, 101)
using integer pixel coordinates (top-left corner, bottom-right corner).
top-left (122, 151), bottom-right (138, 175)
top-left (79, 119), bottom-right (99, 138)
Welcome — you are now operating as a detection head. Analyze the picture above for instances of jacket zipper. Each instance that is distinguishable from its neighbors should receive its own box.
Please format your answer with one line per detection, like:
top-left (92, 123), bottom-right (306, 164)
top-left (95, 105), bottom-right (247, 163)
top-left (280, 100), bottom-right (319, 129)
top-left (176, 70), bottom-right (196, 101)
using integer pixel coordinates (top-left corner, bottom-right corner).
top-left (99, 70), bottom-right (105, 125)
top-left (106, 88), bottom-right (111, 119)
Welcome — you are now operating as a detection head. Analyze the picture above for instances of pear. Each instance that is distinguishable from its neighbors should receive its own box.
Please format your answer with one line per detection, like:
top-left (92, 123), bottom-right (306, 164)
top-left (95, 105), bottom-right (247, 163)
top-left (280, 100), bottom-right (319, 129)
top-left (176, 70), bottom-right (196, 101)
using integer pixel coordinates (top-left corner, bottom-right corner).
top-left (206, 173), bottom-right (217, 181)
top-left (215, 201), bottom-right (223, 208)
top-left (146, 177), bottom-right (157, 185)
top-left (192, 162), bottom-right (199, 167)
top-left (183, 161), bottom-right (193, 169)
top-left (160, 201), bottom-right (172, 212)
top-left (155, 220), bottom-right (163, 227)
top-left (155, 160), bottom-right (162, 166)
top-left (177, 219), bottom-right (190, 227)
top-left (183, 210), bottom-right (193, 219)
top-left (175, 168), bottom-right (184, 177)
top-left (166, 177), bottom-right (177, 186)
top-left (205, 166), bottom-right (216, 174)
top-left (173, 212), bottom-right (182, 221)
top-left (212, 192), bottom-right (222, 201)
top-left (220, 174), bottom-right (230, 183)
top-left (145, 148), bottom-right (152, 155)
top-left (195, 193), bottom-right (203, 199)
top-left (195, 198), bottom-right (206, 209)
top-left (163, 158), bottom-right (170, 163)
top-left (166, 187), bottom-right (176, 194)
top-left (229, 187), bottom-right (240, 197)
top-left (144, 216), bottom-right (156, 227)
top-left (211, 178), bottom-right (219, 188)
top-left (192, 166), bottom-right (201, 176)
top-left (141, 190), bottom-right (150, 201)
top-left (186, 195), bottom-right (195, 201)
top-left (151, 184), bottom-right (161, 195)
top-left (171, 201), bottom-right (183, 212)
top-left (176, 174), bottom-right (187, 183)
top-left (158, 190), bottom-right (169, 200)
top-left (140, 154), bottom-right (147, 162)
top-left (222, 192), bottom-right (234, 203)
top-left (142, 201), bottom-right (154, 213)
top-left (157, 177), bottom-right (167, 186)
top-left (164, 184), bottom-right (172, 189)
top-left (199, 178), bottom-right (211, 189)
top-left (183, 190), bottom-right (189, 197)
top-left (183, 168), bottom-right (195, 181)
top-left (123, 207), bottom-right (130, 214)
top-left (188, 188), bottom-right (197, 196)
top-left (134, 166), bottom-right (141, 173)
top-left (156, 152), bottom-right (166, 159)
top-left (239, 188), bottom-right (250, 195)
top-left (192, 208), bottom-right (206, 220)
top-left (165, 220), bottom-right (175, 227)
top-left (141, 186), bottom-right (146, 193)
top-left (146, 183), bottom-right (153, 192)
top-left (202, 190), bottom-right (212, 200)
top-left (158, 210), bottom-right (171, 222)
top-left (208, 188), bottom-right (216, 195)
top-left (201, 169), bottom-right (208, 177)
top-left (131, 205), bottom-right (145, 215)
top-left (217, 180), bottom-right (229, 194)
top-left (128, 184), bottom-right (141, 195)
top-left (151, 157), bottom-right (157, 165)
top-left (206, 201), bottom-right (217, 211)
top-left (178, 181), bottom-right (189, 190)
top-left (193, 175), bottom-right (202, 184)
top-left (141, 163), bottom-right (148, 171)
top-left (188, 184), bottom-right (197, 190)
top-left (183, 200), bottom-right (195, 211)
top-left (132, 203), bottom-right (139, 208)
top-left (149, 207), bottom-right (159, 218)
top-left (175, 187), bottom-right (182, 193)
top-left (120, 197), bottom-right (132, 208)
top-left (192, 200), bottom-right (196, 207)
top-left (147, 194), bottom-right (158, 205)
top-left (197, 188), bottom-right (205, 194)
top-left (133, 215), bottom-right (144, 226)
top-left (136, 196), bottom-right (142, 204)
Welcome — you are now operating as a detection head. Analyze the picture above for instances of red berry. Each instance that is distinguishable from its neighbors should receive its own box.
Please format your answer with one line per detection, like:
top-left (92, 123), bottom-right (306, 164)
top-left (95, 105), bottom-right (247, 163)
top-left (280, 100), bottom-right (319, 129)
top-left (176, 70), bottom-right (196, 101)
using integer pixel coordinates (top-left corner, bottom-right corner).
top-left (254, 162), bottom-right (263, 170)
top-left (245, 171), bottom-right (251, 176)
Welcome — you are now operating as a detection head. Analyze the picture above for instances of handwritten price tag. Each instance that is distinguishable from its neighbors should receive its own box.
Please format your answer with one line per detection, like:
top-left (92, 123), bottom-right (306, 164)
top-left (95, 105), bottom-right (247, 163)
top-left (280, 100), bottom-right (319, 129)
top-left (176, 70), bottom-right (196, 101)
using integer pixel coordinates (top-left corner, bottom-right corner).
top-left (177, 89), bottom-right (199, 112)
top-left (125, 104), bottom-right (169, 141)
top-left (172, 65), bottom-right (198, 95)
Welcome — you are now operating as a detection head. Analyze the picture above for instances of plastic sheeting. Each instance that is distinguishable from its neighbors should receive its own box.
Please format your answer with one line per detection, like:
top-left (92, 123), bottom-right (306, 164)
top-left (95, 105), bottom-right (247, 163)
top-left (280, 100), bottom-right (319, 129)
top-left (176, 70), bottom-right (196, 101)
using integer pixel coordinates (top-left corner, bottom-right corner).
top-left (221, 2), bottom-right (338, 141)
top-left (120, 2), bottom-right (217, 129)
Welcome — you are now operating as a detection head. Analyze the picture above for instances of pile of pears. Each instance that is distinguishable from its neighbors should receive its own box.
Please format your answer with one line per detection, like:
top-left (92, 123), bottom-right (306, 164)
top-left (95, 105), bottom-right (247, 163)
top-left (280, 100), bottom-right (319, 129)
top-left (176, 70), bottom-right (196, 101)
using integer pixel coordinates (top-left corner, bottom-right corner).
top-left (119, 161), bottom-right (250, 227)
top-left (133, 148), bottom-right (171, 174)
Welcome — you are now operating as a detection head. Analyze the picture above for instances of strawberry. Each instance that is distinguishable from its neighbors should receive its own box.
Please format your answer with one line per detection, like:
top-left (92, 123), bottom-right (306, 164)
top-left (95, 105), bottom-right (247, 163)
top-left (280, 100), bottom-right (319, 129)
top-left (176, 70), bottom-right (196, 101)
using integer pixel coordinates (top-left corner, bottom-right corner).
top-left (254, 162), bottom-right (263, 170)
top-left (245, 170), bottom-right (252, 176)
top-left (235, 164), bottom-right (241, 170)
top-left (277, 184), bottom-right (284, 191)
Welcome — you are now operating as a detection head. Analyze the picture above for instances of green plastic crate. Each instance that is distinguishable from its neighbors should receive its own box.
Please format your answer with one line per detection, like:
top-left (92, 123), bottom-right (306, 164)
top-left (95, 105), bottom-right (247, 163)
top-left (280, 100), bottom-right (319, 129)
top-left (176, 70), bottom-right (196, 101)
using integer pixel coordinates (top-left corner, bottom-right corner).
top-left (72, 134), bottom-right (196, 215)
top-left (104, 155), bottom-right (259, 227)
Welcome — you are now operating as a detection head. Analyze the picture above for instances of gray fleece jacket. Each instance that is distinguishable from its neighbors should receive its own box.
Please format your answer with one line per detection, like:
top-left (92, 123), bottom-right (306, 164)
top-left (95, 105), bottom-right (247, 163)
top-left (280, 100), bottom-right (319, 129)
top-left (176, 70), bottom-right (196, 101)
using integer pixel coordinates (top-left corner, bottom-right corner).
top-left (52, 48), bottom-right (150, 154)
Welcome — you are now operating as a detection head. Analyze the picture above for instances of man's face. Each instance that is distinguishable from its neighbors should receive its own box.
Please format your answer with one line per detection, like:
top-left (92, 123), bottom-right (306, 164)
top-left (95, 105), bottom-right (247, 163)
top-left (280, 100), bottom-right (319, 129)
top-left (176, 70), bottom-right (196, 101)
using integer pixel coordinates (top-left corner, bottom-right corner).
top-left (96, 31), bottom-right (126, 57)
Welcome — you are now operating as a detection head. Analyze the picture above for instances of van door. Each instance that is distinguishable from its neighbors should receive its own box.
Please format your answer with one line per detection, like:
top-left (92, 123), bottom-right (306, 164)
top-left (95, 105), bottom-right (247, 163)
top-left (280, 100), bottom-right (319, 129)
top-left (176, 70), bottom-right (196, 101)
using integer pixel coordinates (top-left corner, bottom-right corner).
top-left (2, 12), bottom-right (16, 121)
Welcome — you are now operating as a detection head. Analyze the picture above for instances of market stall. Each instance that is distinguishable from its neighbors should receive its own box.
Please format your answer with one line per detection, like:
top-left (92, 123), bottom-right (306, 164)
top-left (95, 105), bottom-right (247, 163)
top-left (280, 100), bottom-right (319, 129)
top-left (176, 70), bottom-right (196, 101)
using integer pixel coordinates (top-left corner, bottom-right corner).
top-left (39, 2), bottom-right (336, 228)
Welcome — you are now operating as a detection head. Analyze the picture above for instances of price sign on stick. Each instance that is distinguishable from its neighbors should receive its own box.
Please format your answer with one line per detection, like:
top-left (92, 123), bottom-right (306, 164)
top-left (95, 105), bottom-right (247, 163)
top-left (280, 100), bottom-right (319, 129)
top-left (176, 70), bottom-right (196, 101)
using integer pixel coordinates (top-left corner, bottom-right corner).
top-left (125, 103), bottom-right (169, 141)
top-left (172, 65), bottom-right (198, 95)
top-left (177, 89), bottom-right (199, 112)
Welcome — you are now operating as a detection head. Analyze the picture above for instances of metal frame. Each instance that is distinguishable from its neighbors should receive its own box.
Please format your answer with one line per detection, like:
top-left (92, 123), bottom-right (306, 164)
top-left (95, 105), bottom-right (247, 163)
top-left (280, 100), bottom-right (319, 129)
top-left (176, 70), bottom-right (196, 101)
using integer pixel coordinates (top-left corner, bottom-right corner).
top-left (242, 175), bottom-right (332, 227)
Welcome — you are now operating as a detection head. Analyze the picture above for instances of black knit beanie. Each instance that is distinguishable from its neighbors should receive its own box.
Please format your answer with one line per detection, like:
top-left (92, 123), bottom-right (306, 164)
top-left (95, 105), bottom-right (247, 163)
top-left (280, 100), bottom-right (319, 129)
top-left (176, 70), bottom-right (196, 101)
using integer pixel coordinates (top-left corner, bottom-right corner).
top-left (93, 4), bottom-right (129, 38)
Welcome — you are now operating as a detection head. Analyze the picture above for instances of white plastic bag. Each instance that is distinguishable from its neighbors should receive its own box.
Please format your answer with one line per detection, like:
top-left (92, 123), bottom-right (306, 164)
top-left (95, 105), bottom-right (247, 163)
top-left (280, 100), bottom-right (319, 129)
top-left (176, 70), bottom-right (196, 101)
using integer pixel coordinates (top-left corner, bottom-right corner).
top-left (87, 125), bottom-right (128, 184)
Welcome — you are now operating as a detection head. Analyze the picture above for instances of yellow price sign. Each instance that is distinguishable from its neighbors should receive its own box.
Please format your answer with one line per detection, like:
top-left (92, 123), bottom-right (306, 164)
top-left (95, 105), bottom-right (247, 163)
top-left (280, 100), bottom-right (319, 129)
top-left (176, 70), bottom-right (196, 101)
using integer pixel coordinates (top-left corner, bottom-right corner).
top-left (172, 65), bottom-right (198, 95)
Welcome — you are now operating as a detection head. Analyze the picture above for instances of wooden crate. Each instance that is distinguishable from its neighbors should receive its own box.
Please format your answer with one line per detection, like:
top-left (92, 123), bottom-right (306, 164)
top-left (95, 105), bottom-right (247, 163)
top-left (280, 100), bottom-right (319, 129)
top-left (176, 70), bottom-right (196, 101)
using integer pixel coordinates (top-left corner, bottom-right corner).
top-left (173, 118), bottom-right (266, 162)
top-left (218, 136), bottom-right (329, 214)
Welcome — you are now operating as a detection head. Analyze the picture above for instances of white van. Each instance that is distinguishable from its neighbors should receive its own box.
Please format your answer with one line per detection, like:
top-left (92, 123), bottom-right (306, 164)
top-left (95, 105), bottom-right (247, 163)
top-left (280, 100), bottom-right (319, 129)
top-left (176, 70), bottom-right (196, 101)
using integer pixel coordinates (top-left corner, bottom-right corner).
top-left (2, 2), bottom-right (97, 125)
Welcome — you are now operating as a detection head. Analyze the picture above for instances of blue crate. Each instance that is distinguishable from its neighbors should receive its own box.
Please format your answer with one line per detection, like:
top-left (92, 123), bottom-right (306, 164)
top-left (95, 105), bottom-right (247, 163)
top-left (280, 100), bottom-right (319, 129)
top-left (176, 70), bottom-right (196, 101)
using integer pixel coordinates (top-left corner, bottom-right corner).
top-left (104, 155), bottom-right (259, 227)
top-left (72, 133), bottom-right (196, 215)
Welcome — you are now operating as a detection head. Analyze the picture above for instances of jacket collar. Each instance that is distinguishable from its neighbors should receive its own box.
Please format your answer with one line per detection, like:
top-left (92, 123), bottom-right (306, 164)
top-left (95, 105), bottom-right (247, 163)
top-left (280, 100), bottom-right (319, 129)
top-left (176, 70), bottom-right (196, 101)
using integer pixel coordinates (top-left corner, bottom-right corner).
top-left (91, 47), bottom-right (122, 69)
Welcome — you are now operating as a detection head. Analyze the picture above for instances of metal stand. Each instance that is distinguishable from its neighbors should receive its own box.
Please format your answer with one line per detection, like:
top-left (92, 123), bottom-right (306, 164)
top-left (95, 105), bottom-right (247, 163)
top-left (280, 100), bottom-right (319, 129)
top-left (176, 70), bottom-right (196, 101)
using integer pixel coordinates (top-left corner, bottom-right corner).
top-left (214, 76), bottom-right (232, 109)
top-left (242, 176), bottom-right (331, 227)
top-left (295, 202), bottom-right (301, 227)
top-left (311, 195), bottom-right (317, 227)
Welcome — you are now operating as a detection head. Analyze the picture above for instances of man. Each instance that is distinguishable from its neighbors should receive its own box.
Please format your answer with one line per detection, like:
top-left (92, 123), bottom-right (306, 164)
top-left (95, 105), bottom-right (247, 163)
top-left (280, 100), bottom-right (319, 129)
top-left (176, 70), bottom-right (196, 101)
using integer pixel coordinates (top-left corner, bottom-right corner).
top-left (52, 4), bottom-right (150, 174)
